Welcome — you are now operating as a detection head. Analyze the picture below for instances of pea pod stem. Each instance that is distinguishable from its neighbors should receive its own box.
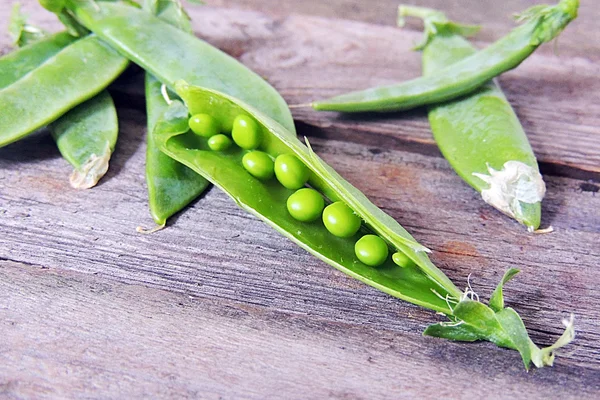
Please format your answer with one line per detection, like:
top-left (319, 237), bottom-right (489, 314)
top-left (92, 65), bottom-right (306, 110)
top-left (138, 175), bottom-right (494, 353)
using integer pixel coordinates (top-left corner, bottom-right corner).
top-left (311, 0), bottom-right (578, 112)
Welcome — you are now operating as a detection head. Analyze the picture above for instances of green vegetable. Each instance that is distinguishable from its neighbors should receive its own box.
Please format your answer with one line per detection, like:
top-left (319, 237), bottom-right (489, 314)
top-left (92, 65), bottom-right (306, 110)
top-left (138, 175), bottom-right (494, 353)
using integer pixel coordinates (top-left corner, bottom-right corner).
top-left (322, 201), bottom-right (361, 238)
top-left (274, 154), bottom-right (310, 190)
top-left (50, 91), bottom-right (119, 189)
top-left (0, 31), bottom-right (76, 89)
top-left (0, 35), bottom-right (128, 148)
top-left (311, 0), bottom-right (578, 112)
top-left (152, 82), bottom-right (573, 369)
top-left (392, 251), bottom-right (415, 268)
top-left (7, 11), bottom-right (122, 189)
top-left (65, 0), bottom-right (295, 132)
top-left (242, 151), bottom-right (275, 180)
top-left (287, 188), bottom-right (325, 222)
top-left (141, 0), bottom-right (209, 229)
top-left (208, 134), bottom-right (232, 151)
top-left (189, 113), bottom-right (219, 138)
top-left (399, 6), bottom-right (545, 230)
top-left (355, 234), bottom-right (389, 267)
top-left (9, 3), bottom-right (49, 46)
top-left (232, 114), bottom-right (262, 150)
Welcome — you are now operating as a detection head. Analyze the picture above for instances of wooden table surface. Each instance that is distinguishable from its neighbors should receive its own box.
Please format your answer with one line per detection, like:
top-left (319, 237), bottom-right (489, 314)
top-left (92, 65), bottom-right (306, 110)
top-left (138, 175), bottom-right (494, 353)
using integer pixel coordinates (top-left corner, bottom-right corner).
top-left (1, 0), bottom-right (599, 398)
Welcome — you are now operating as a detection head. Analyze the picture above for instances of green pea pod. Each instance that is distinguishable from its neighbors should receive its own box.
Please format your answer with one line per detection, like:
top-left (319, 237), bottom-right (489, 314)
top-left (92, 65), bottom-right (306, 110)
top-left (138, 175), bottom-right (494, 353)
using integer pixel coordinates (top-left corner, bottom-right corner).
top-left (399, 7), bottom-right (545, 231)
top-left (49, 91), bottom-right (119, 188)
top-left (153, 82), bottom-right (573, 369)
top-left (311, 0), bottom-right (578, 112)
top-left (139, 0), bottom-right (209, 229)
top-left (0, 35), bottom-right (128, 148)
top-left (0, 30), bottom-right (76, 89)
top-left (64, 0), bottom-right (295, 133)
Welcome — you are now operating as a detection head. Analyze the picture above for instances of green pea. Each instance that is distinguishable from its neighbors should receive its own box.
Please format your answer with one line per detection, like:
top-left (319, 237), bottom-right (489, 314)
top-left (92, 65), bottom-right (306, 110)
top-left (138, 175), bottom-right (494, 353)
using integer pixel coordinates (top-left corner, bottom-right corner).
top-left (355, 235), bottom-right (389, 267)
top-left (232, 114), bottom-right (261, 149)
top-left (274, 154), bottom-right (310, 190)
top-left (189, 113), bottom-right (219, 138)
top-left (287, 188), bottom-right (324, 222)
top-left (207, 134), bottom-right (232, 151)
top-left (242, 150), bottom-right (274, 180)
top-left (392, 252), bottom-right (415, 268)
top-left (322, 201), bottom-right (361, 238)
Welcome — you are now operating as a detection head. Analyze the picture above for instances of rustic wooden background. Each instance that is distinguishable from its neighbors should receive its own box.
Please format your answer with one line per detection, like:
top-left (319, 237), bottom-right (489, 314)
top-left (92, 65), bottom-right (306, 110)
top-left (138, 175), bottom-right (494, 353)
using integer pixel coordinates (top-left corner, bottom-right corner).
top-left (1, 0), bottom-right (599, 398)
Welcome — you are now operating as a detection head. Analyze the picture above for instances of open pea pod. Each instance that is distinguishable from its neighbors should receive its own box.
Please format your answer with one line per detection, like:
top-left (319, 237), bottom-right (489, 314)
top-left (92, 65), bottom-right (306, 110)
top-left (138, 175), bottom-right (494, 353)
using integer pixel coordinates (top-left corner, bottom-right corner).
top-left (7, 8), bottom-right (121, 189)
top-left (155, 81), bottom-right (460, 312)
top-left (152, 82), bottom-right (574, 369)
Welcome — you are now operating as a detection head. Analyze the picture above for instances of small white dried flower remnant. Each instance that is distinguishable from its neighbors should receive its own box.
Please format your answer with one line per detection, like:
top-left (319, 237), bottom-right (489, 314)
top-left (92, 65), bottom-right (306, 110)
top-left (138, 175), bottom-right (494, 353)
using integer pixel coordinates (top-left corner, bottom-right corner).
top-left (69, 142), bottom-right (112, 189)
top-left (473, 161), bottom-right (546, 229)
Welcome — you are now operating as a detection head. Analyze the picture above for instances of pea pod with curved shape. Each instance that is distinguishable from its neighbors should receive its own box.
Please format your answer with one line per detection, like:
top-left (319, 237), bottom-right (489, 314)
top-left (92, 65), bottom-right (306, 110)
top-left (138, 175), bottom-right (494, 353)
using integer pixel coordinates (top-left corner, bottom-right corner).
top-left (0, 35), bottom-right (128, 148)
top-left (399, 6), bottom-right (545, 231)
top-left (139, 0), bottom-right (209, 229)
top-left (311, 0), bottom-right (579, 112)
top-left (64, 0), bottom-right (295, 133)
top-left (153, 82), bottom-right (573, 369)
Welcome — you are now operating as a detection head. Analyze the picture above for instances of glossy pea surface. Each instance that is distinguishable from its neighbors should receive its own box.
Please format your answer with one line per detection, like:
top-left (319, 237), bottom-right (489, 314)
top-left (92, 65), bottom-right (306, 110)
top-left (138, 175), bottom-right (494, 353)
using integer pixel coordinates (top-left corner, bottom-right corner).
top-left (287, 188), bottom-right (324, 222)
top-left (232, 114), bottom-right (261, 149)
top-left (392, 252), bottom-right (415, 268)
top-left (322, 201), bottom-right (361, 238)
top-left (189, 113), bottom-right (219, 137)
top-left (274, 154), bottom-right (310, 190)
top-left (208, 134), bottom-right (232, 151)
top-left (355, 235), bottom-right (389, 266)
top-left (242, 151), bottom-right (274, 180)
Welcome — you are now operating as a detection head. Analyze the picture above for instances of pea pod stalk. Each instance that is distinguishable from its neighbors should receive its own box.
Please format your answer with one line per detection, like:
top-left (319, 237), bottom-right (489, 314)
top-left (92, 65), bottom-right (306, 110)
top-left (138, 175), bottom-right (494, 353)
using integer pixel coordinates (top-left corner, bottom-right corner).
top-left (398, 6), bottom-right (545, 230)
top-left (311, 0), bottom-right (579, 112)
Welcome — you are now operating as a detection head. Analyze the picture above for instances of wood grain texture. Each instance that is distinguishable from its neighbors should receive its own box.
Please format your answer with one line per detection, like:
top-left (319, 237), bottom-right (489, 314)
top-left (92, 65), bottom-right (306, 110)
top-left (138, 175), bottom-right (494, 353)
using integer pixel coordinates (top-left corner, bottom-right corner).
top-left (1, 0), bottom-right (599, 398)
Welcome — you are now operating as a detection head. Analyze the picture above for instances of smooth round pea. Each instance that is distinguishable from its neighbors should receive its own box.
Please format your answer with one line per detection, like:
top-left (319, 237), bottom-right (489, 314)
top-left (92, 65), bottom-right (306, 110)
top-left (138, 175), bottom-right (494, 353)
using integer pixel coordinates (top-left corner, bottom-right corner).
top-left (242, 151), bottom-right (274, 180)
top-left (392, 252), bottom-right (415, 268)
top-left (274, 154), bottom-right (310, 190)
top-left (189, 113), bottom-right (219, 138)
top-left (355, 235), bottom-right (389, 267)
top-left (232, 114), bottom-right (261, 149)
top-left (322, 201), bottom-right (361, 238)
top-left (208, 134), bottom-right (232, 151)
top-left (286, 188), bottom-right (324, 222)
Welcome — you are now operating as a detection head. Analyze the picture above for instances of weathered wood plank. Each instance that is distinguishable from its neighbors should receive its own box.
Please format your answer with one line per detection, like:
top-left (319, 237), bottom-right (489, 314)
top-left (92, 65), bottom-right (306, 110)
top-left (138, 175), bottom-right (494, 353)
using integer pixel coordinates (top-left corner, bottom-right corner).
top-left (2, 260), bottom-right (599, 399)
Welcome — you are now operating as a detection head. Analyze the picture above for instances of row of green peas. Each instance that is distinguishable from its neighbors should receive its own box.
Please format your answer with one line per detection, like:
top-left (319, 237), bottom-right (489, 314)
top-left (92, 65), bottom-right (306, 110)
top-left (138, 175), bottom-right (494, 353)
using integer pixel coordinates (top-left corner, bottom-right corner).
top-left (188, 112), bottom-right (415, 268)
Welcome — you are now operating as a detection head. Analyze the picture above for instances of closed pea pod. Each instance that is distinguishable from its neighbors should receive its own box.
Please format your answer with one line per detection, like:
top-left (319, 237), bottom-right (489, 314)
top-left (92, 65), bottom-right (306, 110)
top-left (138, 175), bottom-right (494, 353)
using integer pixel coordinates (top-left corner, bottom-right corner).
top-left (141, 0), bottom-right (210, 229)
top-left (311, 0), bottom-right (578, 112)
top-left (4, 14), bottom-right (121, 189)
top-left (0, 35), bottom-right (128, 148)
top-left (399, 6), bottom-right (545, 230)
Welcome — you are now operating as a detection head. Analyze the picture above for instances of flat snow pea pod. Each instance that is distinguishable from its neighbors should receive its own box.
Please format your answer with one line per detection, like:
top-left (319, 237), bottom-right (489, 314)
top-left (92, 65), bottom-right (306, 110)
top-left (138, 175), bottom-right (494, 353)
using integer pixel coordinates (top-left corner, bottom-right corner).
top-left (0, 31), bottom-right (76, 89)
top-left (400, 7), bottom-right (545, 231)
top-left (311, 0), bottom-right (579, 112)
top-left (143, 74), bottom-right (210, 228)
top-left (139, 0), bottom-right (210, 230)
top-left (154, 82), bottom-right (574, 369)
top-left (50, 91), bottom-right (119, 189)
top-left (0, 35), bottom-right (128, 148)
top-left (64, 0), bottom-right (296, 133)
